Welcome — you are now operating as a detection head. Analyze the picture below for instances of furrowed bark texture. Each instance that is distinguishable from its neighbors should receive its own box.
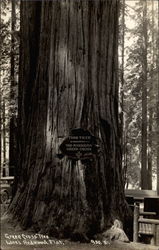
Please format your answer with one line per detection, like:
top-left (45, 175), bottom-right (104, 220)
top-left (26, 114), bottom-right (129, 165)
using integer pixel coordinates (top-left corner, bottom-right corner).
top-left (10, 0), bottom-right (128, 239)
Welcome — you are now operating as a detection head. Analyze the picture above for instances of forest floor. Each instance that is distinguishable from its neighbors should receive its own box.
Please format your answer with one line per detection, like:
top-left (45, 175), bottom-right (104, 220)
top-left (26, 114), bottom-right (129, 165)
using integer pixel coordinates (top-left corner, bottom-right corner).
top-left (1, 205), bottom-right (159, 250)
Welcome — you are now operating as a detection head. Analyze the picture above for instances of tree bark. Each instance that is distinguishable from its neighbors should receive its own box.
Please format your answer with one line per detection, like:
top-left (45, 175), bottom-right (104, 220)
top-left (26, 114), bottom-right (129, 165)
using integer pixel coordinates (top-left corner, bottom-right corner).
top-left (157, 0), bottom-right (159, 195)
top-left (0, 95), bottom-right (1, 176)
top-left (120, 0), bottom-right (127, 187)
top-left (147, 0), bottom-right (155, 190)
top-left (10, 0), bottom-right (128, 239)
top-left (0, 0), bottom-right (1, 176)
top-left (141, 0), bottom-right (148, 190)
top-left (9, 0), bottom-right (17, 176)
top-left (2, 99), bottom-right (7, 176)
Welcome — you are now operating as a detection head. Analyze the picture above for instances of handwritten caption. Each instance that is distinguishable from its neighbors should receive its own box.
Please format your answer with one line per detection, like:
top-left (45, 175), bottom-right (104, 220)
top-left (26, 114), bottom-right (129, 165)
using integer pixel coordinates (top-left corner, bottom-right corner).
top-left (4, 234), bottom-right (111, 246)
top-left (91, 240), bottom-right (110, 245)
top-left (4, 233), bottom-right (65, 246)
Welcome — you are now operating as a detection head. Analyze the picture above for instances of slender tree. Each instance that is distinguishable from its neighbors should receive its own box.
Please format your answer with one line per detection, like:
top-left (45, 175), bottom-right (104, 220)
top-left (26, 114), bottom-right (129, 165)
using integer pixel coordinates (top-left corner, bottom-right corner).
top-left (141, 0), bottom-right (148, 189)
top-left (2, 99), bottom-right (7, 176)
top-left (157, 0), bottom-right (159, 195)
top-left (147, 0), bottom-right (155, 190)
top-left (120, 0), bottom-right (127, 186)
top-left (9, 0), bottom-right (17, 176)
top-left (0, 0), bottom-right (2, 175)
top-left (0, 91), bottom-right (1, 176)
top-left (11, 0), bottom-right (16, 91)
top-left (9, 0), bottom-right (128, 239)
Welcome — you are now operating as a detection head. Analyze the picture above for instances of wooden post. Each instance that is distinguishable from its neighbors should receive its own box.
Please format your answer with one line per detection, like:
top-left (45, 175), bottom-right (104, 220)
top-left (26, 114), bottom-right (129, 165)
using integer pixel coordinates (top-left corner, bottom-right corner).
top-left (133, 202), bottom-right (139, 242)
top-left (151, 224), bottom-right (156, 245)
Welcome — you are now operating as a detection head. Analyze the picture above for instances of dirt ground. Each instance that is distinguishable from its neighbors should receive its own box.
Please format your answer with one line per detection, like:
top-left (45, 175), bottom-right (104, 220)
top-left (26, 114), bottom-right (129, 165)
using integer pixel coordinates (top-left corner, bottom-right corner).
top-left (1, 206), bottom-right (159, 250)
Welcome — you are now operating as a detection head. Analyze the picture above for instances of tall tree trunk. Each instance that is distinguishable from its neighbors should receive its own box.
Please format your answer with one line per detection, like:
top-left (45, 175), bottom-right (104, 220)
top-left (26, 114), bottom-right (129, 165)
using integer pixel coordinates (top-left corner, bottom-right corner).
top-left (120, 0), bottom-right (125, 137)
top-left (2, 99), bottom-right (7, 176)
top-left (147, 134), bottom-right (152, 190)
top-left (141, 0), bottom-right (148, 190)
top-left (11, 0), bottom-right (16, 94)
top-left (157, 0), bottom-right (159, 195)
top-left (0, 94), bottom-right (2, 177)
top-left (147, 0), bottom-right (155, 190)
top-left (10, 0), bottom-right (128, 239)
top-left (9, 0), bottom-right (17, 176)
top-left (0, 0), bottom-right (2, 176)
top-left (120, 0), bottom-right (127, 186)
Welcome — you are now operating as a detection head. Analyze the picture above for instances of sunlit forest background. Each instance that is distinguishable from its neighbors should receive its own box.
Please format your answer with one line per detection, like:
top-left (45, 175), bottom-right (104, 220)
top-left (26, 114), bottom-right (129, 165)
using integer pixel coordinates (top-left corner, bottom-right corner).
top-left (0, 0), bottom-right (159, 191)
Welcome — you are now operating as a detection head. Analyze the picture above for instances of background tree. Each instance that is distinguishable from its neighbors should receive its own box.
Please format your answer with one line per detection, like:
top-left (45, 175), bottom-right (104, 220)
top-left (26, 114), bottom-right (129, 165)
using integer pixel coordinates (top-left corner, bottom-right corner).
top-left (123, 0), bottom-right (158, 190)
top-left (157, 0), bottom-right (159, 195)
top-left (0, 0), bottom-right (2, 174)
top-left (147, 0), bottom-right (156, 190)
top-left (9, 0), bottom-right (19, 176)
top-left (9, 0), bottom-right (128, 239)
top-left (119, 0), bottom-right (127, 186)
top-left (0, 0), bottom-right (19, 177)
top-left (0, 0), bottom-right (1, 174)
top-left (0, 0), bottom-right (11, 176)
top-left (141, 0), bottom-right (148, 189)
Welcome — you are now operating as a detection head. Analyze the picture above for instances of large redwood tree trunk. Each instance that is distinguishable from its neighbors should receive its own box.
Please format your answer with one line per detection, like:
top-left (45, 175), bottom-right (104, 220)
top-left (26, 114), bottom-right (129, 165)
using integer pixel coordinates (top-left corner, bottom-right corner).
top-left (10, 0), bottom-right (128, 239)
